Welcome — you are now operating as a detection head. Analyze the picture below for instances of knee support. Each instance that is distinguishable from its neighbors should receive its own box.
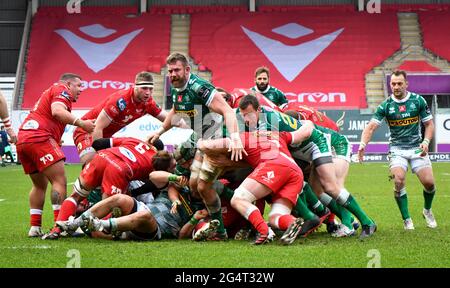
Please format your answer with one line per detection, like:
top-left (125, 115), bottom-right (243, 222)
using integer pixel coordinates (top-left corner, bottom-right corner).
top-left (199, 159), bottom-right (223, 182)
top-left (233, 186), bottom-right (257, 203)
top-left (73, 178), bottom-right (91, 198)
top-left (190, 159), bottom-right (202, 179)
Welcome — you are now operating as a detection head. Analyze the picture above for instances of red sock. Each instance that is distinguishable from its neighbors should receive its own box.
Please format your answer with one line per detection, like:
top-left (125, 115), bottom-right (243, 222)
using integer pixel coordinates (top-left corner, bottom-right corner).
top-left (30, 209), bottom-right (42, 227)
top-left (248, 210), bottom-right (268, 235)
top-left (328, 213), bottom-right (336, 223)
top-left (52, 205), bottom-right (61, 222)
top-left (278, 214), bottom-right (296, 230)
top-left (56, 197), bottom-right (78, 222)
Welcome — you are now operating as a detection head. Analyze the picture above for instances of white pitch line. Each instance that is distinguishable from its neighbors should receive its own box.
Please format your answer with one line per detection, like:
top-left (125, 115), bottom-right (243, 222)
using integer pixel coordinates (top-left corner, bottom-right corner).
top-left (4, 245), bottom-right (54, 250)
top-left (0, 199), bottom-right (5, 202)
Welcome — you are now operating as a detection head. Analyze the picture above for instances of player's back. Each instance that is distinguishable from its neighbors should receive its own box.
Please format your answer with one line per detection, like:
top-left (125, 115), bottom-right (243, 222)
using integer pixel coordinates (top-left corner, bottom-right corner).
top-left (108, 137), bottom-right (157, 180)
top-left (282, 103), bottom-right (339, 132)
top-left (18, 83), bottom-right (73, 143)
top-left (240, 131), bottom-right (293, 167)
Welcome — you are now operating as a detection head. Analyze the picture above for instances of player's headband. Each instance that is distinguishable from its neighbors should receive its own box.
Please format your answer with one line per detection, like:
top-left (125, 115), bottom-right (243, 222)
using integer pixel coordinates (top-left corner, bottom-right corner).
top-left (135, 81), bottom-right (154, 88)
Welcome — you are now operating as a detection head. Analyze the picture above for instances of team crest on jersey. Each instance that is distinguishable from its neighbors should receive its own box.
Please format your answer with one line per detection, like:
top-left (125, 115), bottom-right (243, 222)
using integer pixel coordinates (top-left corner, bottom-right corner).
top-left (409, 103), bottom-right (416, 111)
top-left (60, 90), bottom-right (70, 100)
top-left (117, 98), bottom-right (127, 111)
top-left (399, 105), bottom-right (406, 112)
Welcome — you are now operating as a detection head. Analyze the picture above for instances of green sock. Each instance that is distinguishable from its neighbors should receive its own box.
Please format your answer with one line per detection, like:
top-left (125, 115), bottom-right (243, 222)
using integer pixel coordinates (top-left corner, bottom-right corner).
top-left (423, 188), bottom-right (435, 210)
top-left (294, 196), bottom-right (316, 221)
top-left (336, 189), bottom-right (373, 226)
top-left (303, 183), bottom-right (325, 214)
top-left (395, 190), bottom-right (410, 220)
top-left (221, 186), bottom-right (235, 201)
top-left (329, 199), bottom-right (353, 229)
top-left (210, 210), bottom-right (226, 234)
top-left (343, 195), bottom-right (373, 226)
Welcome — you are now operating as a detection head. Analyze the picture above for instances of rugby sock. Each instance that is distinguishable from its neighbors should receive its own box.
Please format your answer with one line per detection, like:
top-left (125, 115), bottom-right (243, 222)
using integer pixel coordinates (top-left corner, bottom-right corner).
top-left (395, 188), bottom-right (410, 220)
top-left (99, 218), bottom-right (117, 234)
top-left (337, 189), bottom-right (373, 226)
top-left (52, 205), bottom-right (61, 222)
top-left (207, 196), bottom-right (226, 234)
top-left (303, 182), bottom-right (326, 214)
top-left (57, 197), bottom-right (78, 222)
top-left (277, 214), bottom-right (296, 231)
top-left (423, 187), bottom-right (436, 210)
top-left (294, 197), bottom-right (316, 221)
top-left (321, 193), bottom-right (353, 229)
top-left (247, 208), bottom-right (268, 235)
top-left (30, 209), bottom-right (43, 227)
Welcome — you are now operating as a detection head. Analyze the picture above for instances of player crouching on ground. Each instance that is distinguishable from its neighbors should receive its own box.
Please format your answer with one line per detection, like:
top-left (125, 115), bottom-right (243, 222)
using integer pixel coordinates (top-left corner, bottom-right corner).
top-left (42, 137), bottom-right (175, 240)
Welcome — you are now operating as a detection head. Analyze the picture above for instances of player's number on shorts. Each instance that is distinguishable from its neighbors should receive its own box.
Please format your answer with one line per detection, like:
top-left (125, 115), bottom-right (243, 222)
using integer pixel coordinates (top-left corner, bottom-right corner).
top-left (39, 154), bottom-right (54, 164)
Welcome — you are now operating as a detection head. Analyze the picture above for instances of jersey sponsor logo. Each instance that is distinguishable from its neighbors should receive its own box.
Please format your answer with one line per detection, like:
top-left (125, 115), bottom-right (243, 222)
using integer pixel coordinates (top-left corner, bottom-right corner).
top-left (177, 94), bottom-right (183, 102)
top-left (55, 24), bottom-right (143, 73)
top-left (22, 120), bottom-right (39, 130)
top-left (242, 23), bottom-right (343, 82)
top-left (388, 116), bottom-right (419, 126)
top-left (119, 147), bottom-right (137, 162)
top-left (399, 105), bottom-right (406, 112)
top-left (117, 98), bottom-right (127, 111)
top-left (389, 106), bottom-right (395, 114)
top-left (60, 90), bottom-right (70, 100)
top-left (175, 108), bottom-right (198, 117)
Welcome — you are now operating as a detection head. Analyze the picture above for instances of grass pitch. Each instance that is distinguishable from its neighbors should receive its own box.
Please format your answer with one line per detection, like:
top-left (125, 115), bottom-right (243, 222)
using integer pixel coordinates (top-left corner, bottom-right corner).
top-left (0, 163), bottom-right (449, 268)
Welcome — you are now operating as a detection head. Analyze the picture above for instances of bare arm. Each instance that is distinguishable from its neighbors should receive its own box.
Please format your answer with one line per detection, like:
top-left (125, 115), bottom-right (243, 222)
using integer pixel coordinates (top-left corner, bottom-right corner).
top-left (197, 138), bottom-right (231, 155)
top-left (358, 121), bottom-right (380, 163)
top-left (0, 91), bottom-right (17, 143)
top-left (291, 120), bottom-right (314, 145)
top-left (178, 209), bottom-right (208, 239)
top-left (208, 92), bottom-right (247, 161)
top-left (155, 109), bottom-right (168, 122)
top-left (92, 110), bottom-right (113, 140)
top-left (149, 171), bottom-right (188, 189)
top-left (51, 103), bottom-right (95, 133)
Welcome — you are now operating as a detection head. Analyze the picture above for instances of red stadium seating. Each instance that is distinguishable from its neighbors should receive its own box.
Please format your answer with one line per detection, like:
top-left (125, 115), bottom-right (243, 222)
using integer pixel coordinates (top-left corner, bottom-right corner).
top-left (420, 11), bottom-right (450, 62)
top-left (149, 5), bottom-right (247, 14)
top-left (190, 10), bottom-right (400, 109)
top-left (396, 61), bottom-right (441, 72)
top-left (23, 7), bottom-right (170, 109)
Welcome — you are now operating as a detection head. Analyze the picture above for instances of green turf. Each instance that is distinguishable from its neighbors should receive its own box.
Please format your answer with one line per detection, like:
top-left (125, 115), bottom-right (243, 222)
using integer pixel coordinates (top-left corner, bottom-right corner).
top-left (0, 163), bottom-right (449, 268)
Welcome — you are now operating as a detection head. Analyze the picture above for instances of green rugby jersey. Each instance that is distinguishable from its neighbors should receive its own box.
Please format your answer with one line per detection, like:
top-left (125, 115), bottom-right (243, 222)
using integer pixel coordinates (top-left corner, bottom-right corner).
top-left (172, 73), bottom-right (222, 138)
top-left (371, 92), bottom-right (432, 149)
top-left (251, 85), bottom-right (288, 106)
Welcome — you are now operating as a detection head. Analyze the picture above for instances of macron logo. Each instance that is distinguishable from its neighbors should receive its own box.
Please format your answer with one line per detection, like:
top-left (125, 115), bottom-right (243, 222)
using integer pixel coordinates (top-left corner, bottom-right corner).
top-left (242, 23), bottom-right (343, 82)
top-left (55, 24), bottom-right (143, 73)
